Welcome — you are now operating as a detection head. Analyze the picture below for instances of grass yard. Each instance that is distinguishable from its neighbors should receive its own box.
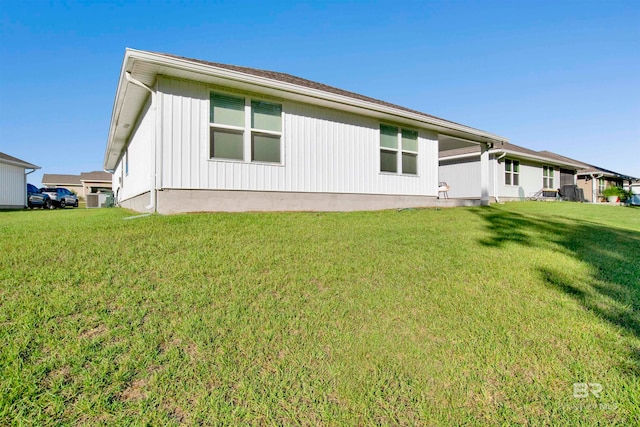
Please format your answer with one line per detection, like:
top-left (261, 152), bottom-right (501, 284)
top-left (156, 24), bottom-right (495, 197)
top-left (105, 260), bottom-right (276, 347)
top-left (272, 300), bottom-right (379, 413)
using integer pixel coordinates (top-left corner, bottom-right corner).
top-left (1, 202), bottom-right (639, 425)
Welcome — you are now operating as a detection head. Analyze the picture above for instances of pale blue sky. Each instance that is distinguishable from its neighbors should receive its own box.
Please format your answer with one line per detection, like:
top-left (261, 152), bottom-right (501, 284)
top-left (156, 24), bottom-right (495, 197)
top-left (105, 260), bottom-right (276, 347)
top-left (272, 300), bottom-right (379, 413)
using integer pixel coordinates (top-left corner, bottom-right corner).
top-left (1, 0), bottom-right (639, 186)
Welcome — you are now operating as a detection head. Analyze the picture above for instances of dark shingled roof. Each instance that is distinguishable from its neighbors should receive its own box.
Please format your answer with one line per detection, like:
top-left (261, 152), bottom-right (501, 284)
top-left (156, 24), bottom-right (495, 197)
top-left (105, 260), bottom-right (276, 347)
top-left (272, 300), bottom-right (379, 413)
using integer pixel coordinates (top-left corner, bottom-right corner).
top-left (439, 142), bottom-right (544, 159)
top-left (158, 52), bottom-right (477, 131)
top-left (0, 151), bottom-right (39, 169)
top-left (538, 151), bottom-right (637, 179)
top-left (42, 174), bottom-right (82, 186)
top-left (80, 171), bottom-right (112, 181)
top-left (43, 171), bottom-right (112, 186)
top-left (439, 144), bottom-right (637, 179)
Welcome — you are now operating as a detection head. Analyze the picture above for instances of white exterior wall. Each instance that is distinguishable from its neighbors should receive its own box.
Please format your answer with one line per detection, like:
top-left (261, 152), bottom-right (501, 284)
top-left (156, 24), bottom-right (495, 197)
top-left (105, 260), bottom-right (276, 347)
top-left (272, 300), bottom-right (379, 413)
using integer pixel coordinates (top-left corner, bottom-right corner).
top-left (496, 159), bottom-right (556, 200)
top-left (156, 77), bottom-right (439, 197)
top-left (0, 162), bottom-right (26, 208)
top-left (439, 158), bottom-right (481, 198)
top-left (440, 156), bottom-right (563, 201)
top-left (113, 97), bottom-right (154, 202)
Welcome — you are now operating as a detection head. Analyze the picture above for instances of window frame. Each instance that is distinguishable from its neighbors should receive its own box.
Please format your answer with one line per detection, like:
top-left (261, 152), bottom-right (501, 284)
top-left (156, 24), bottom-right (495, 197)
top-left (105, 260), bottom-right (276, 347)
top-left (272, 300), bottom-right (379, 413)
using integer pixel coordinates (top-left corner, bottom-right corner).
top-left (209, 90), bottom-right (283, 165)
top-left (504, 159), bottom-right (520, 186)
top-left (543, 165), bottom-right (554, 189)
top-left (379, 124), bottom-right (419, 176)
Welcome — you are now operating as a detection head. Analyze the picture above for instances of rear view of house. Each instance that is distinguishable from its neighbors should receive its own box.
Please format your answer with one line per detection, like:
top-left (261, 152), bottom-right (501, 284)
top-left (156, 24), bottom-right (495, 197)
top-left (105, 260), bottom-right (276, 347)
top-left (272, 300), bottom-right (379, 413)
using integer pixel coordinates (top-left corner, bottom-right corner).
top-left (104, 49), bottom-right (507, 214)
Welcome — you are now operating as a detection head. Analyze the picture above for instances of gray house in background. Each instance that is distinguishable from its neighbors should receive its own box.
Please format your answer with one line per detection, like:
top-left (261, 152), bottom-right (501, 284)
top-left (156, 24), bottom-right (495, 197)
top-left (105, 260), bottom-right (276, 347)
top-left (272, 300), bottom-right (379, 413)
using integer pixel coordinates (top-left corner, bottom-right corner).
top-left (0, 152), bottom-right (40, 209)
top-left (42, 171), bottom-right (112, 199)
top-left (439, 142), bottom-right (585, 202)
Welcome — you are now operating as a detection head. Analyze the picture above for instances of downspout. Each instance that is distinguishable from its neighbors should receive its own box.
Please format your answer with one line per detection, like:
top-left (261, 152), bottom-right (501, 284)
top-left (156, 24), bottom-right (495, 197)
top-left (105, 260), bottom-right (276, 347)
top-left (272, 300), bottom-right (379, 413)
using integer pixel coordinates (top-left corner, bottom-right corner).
top-left (125, 71), bottom-right (157, 212)
top-left (24, 168), bottom-right (37, 207)
top-left (493, 151), bottom-right (506, 203)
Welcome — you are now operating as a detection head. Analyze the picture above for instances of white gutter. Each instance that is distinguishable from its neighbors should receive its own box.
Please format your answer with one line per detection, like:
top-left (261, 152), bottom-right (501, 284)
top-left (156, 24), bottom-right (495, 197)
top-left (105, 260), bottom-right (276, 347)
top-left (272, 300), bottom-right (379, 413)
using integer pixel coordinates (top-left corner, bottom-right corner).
top-left (125, 71), bottom-right (157, 212)
top-left (24, 167), bottom-right (38, 207)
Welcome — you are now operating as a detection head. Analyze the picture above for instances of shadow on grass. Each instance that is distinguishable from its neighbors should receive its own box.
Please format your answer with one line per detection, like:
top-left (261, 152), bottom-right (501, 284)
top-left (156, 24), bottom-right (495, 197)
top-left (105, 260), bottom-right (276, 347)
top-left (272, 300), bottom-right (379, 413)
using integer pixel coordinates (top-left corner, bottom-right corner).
top-left (471, 206), bottom-right (640, 371)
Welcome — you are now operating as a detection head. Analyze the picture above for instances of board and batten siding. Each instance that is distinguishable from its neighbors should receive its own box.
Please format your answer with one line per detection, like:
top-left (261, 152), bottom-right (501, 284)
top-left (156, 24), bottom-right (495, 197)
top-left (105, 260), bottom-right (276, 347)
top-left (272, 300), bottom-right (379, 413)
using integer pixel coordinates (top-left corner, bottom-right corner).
top-left (0, 162), bottom-right (26, 208)
top-left (438, 158), bottom-right (482, 198)
top-left (113, 97), bottom-right (154, 201)
top-left (156, 76), bottom-right (439, 197)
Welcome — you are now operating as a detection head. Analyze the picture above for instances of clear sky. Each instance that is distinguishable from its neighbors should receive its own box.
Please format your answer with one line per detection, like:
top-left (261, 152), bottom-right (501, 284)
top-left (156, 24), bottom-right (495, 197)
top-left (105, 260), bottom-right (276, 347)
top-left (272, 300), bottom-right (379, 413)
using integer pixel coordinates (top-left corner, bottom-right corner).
top-left (1, 0), bottom-right (639, 186)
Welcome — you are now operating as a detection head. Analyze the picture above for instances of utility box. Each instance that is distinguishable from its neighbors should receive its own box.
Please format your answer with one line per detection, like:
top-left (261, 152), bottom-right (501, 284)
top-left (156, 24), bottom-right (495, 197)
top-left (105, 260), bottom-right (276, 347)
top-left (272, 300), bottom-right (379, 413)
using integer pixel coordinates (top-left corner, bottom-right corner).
top-left (86, 192), bottom-right (114, 208)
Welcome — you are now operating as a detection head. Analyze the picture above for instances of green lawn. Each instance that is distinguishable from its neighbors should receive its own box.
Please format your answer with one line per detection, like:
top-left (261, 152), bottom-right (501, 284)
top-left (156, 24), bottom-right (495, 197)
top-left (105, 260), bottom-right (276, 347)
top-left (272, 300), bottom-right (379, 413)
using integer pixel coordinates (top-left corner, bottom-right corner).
top-left (1, 202), bottom-right (639, 425)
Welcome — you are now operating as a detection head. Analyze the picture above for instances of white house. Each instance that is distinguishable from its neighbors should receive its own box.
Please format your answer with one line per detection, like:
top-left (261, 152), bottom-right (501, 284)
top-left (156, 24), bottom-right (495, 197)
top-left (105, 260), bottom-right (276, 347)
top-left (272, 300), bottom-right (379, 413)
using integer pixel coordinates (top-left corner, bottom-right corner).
top-left (439, 142), bottom-right (586, 202)
top-left (0, 152), bottom-right (40, 209)
top-left (104, 49), bottom-right (508, 214)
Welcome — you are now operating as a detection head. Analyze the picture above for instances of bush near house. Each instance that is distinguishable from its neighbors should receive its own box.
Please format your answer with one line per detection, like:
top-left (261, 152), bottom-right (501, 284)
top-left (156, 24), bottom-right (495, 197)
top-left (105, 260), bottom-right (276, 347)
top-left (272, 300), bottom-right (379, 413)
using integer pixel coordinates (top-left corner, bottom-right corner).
top-left (1, 203), bottom-right (639, 425)
top-left (602, 185), bottom-right (633, 203)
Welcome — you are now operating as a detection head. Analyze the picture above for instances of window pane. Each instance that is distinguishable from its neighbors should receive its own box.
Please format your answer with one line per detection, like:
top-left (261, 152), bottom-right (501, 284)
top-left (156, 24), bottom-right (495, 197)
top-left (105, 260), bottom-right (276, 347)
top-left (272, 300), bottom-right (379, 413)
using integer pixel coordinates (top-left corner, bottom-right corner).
top-left (252, 101), bottom-right (282, 132)
top-left (402, 153), bottom-right (417, 175)
top-left (211, 93), bottom-right (245, 126)
top-left (505, 160), bottom-right (511, 172)
top-left (514, 161), bottom-right (520, 173)
top-left (505, 172), bottom-right (511, 185)
top-left (210, 128), bottom-right (243, 160)
top-left (549, 168), bottom-right (554, 177)
top-left (513, 174), bottom-right (519, 186)
top-left (402, 129), bottom-right (418, 152)
top-left (380, 150), bottom-right (397, 172)
top-left (252, 133), bottom-right (280, 163)
top-left (380, 125), bottom-right (398, 149)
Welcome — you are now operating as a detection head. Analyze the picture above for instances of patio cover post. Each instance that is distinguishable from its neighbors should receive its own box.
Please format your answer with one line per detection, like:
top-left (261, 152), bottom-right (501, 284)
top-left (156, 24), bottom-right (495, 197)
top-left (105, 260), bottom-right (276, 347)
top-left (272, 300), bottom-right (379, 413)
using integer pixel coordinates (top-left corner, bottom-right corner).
top-left (480, 143), bottom-right (490, 206)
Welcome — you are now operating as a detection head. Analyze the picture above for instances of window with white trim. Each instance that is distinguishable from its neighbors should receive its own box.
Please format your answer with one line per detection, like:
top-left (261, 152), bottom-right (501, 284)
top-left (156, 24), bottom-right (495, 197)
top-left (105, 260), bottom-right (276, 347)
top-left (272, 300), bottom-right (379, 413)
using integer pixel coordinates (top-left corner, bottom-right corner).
top-left (598, 178), bottom-right (605, 195)
top-left (209, 92), bottom-right (282, 163)
top-left (543, 165), bottom-right (554, 188)
top-left (505, 159), bottom-right (519, 185)
top-left (379, 124), bottom-right (418, 175)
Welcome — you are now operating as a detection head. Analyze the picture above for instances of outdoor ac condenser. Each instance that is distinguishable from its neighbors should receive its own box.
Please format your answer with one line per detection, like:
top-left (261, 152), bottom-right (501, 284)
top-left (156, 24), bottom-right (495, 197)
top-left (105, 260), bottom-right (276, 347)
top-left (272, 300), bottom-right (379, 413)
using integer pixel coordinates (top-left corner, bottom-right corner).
top-left (86, 194), bottom-right (99, 208)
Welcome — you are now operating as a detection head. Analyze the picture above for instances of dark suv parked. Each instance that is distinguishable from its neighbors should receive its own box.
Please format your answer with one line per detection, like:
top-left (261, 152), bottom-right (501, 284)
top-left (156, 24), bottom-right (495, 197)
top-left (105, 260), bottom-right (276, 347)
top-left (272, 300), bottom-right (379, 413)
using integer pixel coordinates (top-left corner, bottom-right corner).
top-left (27, 184), bottom-right (52, 209)
top-left (40, 187), bottom-right (79, 208)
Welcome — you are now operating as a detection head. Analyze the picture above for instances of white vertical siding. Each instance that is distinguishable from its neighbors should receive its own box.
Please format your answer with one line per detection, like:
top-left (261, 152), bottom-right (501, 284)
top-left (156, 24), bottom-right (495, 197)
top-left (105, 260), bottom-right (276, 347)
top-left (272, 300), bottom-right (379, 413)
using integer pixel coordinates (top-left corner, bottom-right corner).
top-left (156, 76), bottom-right (439, 197)
top-left (0, 162), bottom-right (26, 207)
top-left (117, 97), bottom-right (153, 201)
top-left (439, 158), bottom-right (482, 198)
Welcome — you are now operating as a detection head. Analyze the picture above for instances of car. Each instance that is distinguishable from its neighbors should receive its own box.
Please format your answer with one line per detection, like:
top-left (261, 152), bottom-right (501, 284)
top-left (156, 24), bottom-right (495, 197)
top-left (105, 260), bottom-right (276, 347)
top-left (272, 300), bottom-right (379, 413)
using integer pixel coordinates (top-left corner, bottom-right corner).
top-left (27, 184), bottom-right (52, 209)
top-left (40, 187), bottom-right (79, 208)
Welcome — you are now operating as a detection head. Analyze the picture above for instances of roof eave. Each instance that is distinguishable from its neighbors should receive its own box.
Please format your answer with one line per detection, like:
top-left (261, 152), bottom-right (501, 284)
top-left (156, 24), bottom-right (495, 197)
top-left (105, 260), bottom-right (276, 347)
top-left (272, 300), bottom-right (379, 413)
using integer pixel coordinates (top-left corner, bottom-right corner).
top-left (104, 49), bottom-right (508, 170)
top-left (0, 158), bottom-right (40, 169)
top-left (493, 149), bottom-right (585, 168)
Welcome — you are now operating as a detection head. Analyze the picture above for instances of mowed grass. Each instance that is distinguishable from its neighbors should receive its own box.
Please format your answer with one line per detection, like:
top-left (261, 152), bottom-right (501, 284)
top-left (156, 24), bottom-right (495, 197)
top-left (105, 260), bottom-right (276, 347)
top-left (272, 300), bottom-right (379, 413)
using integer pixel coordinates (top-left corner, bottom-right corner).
top-left (1, 202), bottom-right (639, 425)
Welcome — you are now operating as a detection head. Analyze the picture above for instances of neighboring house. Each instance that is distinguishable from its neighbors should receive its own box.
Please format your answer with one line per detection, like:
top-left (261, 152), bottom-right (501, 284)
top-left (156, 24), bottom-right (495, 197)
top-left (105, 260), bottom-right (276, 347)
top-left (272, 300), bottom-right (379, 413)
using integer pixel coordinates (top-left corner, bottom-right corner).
top-left (439, 142), bottom-right (584, 201)
top-left (628, 181), bottom-right (640, 206)
top-left (527, 152), bottom-right (637, 204)
top-left (575, 165), bottom-right (637, 204)
top-left (0, 152), bottom-right (40, 209)
top-left (103, 49), bottom-right (508, 214)
top-left (41, 174), bottom-right (83, 196)
top-left (42, 171), bottom-right (112, 198)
